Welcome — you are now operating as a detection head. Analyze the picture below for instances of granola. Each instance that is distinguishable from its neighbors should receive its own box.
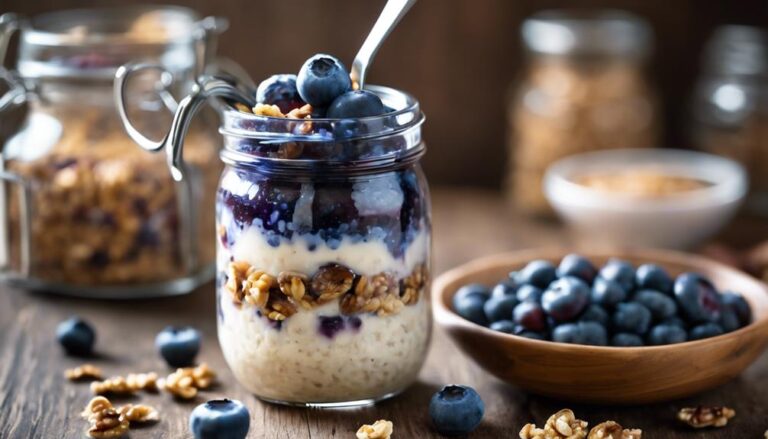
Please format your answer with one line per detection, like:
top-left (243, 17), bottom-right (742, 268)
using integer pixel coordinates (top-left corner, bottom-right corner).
top-left (356, 419), bottom-right (394, 439)
top-left (588, 421), bottom-right (642, 439)
top-left (65, 364), bottom-right (103, 381)
top-left (677, 406), bottom-right (735, 428)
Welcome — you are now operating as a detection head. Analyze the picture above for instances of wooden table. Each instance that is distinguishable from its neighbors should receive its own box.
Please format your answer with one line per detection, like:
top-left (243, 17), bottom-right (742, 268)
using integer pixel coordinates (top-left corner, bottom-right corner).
top-left (1, 189), bottom-right (767, 438)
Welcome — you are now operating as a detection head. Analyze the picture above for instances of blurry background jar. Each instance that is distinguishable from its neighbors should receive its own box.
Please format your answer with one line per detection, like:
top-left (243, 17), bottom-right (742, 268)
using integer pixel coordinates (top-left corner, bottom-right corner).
top-left (0, 6), bottom-right (224, 297)
top-left (691, 25), bottom-right (768, 215)
top-left (506, 10), bottom-right (660, 216)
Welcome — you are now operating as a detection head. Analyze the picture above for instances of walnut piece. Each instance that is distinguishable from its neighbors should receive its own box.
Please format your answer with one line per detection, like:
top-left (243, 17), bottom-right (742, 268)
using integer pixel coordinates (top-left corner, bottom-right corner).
top-left (588, 421), bottom-right (642, 439)
top-left (125, 372), bottom-right (158, 392)
top-left (159, 363), bottom-right (216, 399)
top-left (82, 396), bottom-right (114, 420)
top-left (520, 409), bottom-right (588, 439)
top-left (278, 271), bottom-right (313, 309)
top-left (90, 377), bottom-right (135, 395)
top-left (341, 272), bottom-right (403, 316)
top-left (118, 404), bottom-right (159, 423)
top-left (286, 104), bottom-right (313, 119)
top-left (87, 408), bottom-right (129, 438)
top-left (311, 263), bottom-right (355, 303)
top-left (65, 364), bottom-right (103, 381)
top-left (252, 103), bottom-right (285, 117)
top-left (356, 419), bottom-right (394, 439)
top-left (677, 406), bottom-right (735, 428)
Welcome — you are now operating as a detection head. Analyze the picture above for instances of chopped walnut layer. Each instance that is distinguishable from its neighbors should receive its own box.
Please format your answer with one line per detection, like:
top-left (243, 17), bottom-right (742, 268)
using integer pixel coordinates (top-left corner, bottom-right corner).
top-left (520, 409), bottom-right (588, 439)
top-left (588, 421), bottom-right (642, 439)
top-left (356, 419), bottom-right (394, 439)
top-left (65, 364), bottom-right (103, 381)
top-left (340, 273), bottom-right (403, 316)
top-left (312, 263), bottom-right (355, 304)
top-left (677, 406), bottom-right (735, 428)
top-left (158, 363), bottom-right (216, 400)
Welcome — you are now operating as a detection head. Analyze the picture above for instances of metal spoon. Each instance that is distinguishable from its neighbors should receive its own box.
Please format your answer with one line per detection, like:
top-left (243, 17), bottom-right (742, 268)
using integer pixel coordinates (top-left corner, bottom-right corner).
top-left (350, 0), bottom-right (417, 89)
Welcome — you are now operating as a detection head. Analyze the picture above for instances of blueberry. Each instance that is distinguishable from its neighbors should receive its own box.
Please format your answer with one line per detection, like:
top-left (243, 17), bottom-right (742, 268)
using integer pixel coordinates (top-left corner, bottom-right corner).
top-left (647, 324), bottom-right (688, 345)
top-left (689, 322), bottom-right (725, 340)
top-left (552, 323), bottom-right (583, 344)
top-left (189, 399), bottom-right (250, 439)
top-left (552, 321), bottom-right (607, 346)
top-left (635, 264), bottom-right (673, 294)
top-left (56, 317), bottom-right (96, 356)
top-left (721, 291), bottom-right (751, 327)
top-left (453, 284), bottom-right (490, 326)
top-left (318, 316), bottom-right (346, 339)
top-left (633, 289), bottom-right (678, 320)
top-left (483, 294), bottom-right (518, 323)
top-left (611, 333), bottom-right (645, 347)
top-left (489, 320), bottom-right (516, 334)
top-left (557, 254), bottom-right (597, 284)
top-left (512, 301), bottom-right (547, 332)
top-left (155, 326), bottom-right (201, 367)
top-left (660, 316), bottom-right (687, 330)
top-left (612, 302), bottom-right (652, 335)
top-left (429, 385), bottom-right (484, 436)
top-left (599, 259), bottom-right (635, 292)
top-left (517, 260), bottom-right (557, 288)
top-left (326, 90), bottom-right (385, 119)
top-left (332, 118), bottom-right (365, 139)
top-left (674, 273), bottom-right (722, 323)
top-left (255, 74), bottom-right (304, 113)
top-left (453, 284), bottom-right (490, 304)
top-left (516, 284), bottom-right (543, 303)
top-left (296, 54), bottom-right (352, 107)
top-left (516, 330), bottom-right (547, 341)
top-left (578, 304), bottom-right (609, 326)
top-left (541, 276), bottom-right (590, 322)
top-left (491, 279), bottom-right (518, 299)
top-left (590, 277), bottom-right (626, 308)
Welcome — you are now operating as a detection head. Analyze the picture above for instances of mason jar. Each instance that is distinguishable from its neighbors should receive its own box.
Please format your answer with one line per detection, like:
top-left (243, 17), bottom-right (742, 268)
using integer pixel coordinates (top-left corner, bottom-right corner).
top-left (0, 7), bottom-right (225, 297)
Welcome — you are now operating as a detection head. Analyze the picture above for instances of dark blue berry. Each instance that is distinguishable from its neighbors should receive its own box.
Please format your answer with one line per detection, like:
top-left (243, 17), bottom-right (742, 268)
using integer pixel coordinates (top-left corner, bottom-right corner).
top-left (516, 330), bottom-right (547, 341)
top-left (517, 260), bottom-right (557, 288)
top-left (660, 316), bottom-right (687, 330)
top-left (647, 324), bottom-right (687, 345)
top-left (516, 284), bottom-right (543, 303)
top-left (599, 259), bottom-right (635, 292)
top-left (189, 399), bottom-right (250, 439)
top-left (326, 90), bottom-right (385, 119)
top-left (489, 320), bottom-right (516, 334)
top-left (633, 289), bottom-right (678, 320)
top-left (719, 304), bottom-right (741, 333)
top-left (318, 316), bottom-right (346, 339)
top-left (255, 74), bottom-right (304, 113)
top-left (578, 304), bottom-right (609, 326)
top-left (483, 294), bottom-right (518, 323)
top-left (721, 291), bottom-right (751, 327)
top-left (611, 333), bottom-right (644, 347)
top-left (512, 301), bottom-right (547, 332)
top-left (552, 321), bottom-right (607, 346)
top-left (453, 284), bottom-right (490, 326)
top-left (541, 276), bottom-right (590, 322)
top-left (674, 273), bottom-right (722, 323)
top-left (296, 54), bottom-right (352, 107)
top-left (590, 277), bottom-right (627, 308)
top-left (454, 284), bottom-right (490, 304)
top-left (56, 317), bottom-right (96, 356)
top-left (429, 385), bottom-right (484, 436)
top-left (155, 326), bottom-right (201, 368)
top-left (689, 322), bottom-right (725, 340)
top-left (635, 264), bottom-right (673, 294)
top-left (491, 279), bottom-right (518, 299)
top-left (557, 254), bottom-right (597, 284)
top-left (612, 302), bottom-right (652, 335)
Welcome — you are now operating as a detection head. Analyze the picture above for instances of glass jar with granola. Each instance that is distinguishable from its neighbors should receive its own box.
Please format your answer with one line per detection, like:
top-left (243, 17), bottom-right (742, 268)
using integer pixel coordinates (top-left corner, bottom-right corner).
top-left (0, 7), bottom-right (225, 296)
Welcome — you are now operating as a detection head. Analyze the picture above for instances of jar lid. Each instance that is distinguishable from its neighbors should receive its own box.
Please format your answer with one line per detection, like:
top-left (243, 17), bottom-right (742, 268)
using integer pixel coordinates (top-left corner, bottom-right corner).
top-left (702, 25), bottom-right (768, 77)
top-left (522, 9), bottom-right (652, 58)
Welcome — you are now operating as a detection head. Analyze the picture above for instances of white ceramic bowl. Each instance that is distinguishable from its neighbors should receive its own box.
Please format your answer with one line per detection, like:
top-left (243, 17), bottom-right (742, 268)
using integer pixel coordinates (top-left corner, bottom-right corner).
top-left (543, 149), bottom-right (747, 250)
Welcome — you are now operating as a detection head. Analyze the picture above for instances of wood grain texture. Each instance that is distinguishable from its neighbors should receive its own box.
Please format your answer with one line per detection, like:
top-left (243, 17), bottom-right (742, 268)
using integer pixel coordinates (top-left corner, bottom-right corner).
top-left (0, 189), bottom-right (767, 438)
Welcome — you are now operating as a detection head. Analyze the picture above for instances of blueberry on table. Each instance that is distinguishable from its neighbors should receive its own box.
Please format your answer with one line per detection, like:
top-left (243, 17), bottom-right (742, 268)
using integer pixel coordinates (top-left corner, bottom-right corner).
top-left (56, 317), bottom-right (96, 356)
top-left (674, 273), bottom-right (722, 323)
top-left (491, 279), bottom-right (518, 299)
top-left (326, 90), bottom-right (385, 119)
top-left (635, 263), bottom-right (673, 294)
top-left (512, 301), bottom-right (547, 332)
top-left (296, 54), bottom-right (352, 107)
top-left (429, 385), bottom-right (484, 436)
top-left (599, 259), bottom-right (635, 293)
top-left (612, 302), bottom-right (652, 335)
top-left (541, 276), bottom-right (590, 322)
top-left (255, 74), bottom-right (304, 114)
top-left (689, 323), bottom-right (725, 340)
top-left (721, 291), bottom-right (751, 327)
top-left (453, 284), bottom-right (490, 326)
top-left (190, 399), bottom-right (250, 439)
top-left (590, 277), bottom-right (626, 308)
top-left (578, 304), bottom-right (609, 327)
top-left (633, 289), bottom-right (678, 320)
top-left (516, 284), bottom-right (543, 303)
top-left (489, 320), bottom-right (516, 334)
top-left (611, 332), bottom-right (644, 347)
top-left (552, 321), bottom-right (607, 346)
top-left (155, 326), bottom-right (201, 368)
top-left (517, 260), bottom-right (557, 289)
top-left (557, 254), bottom-right (597, 284)
top-left (483, 294), bottom-right (518, 323)
top-left (647, 324), bottom-right (688, 345)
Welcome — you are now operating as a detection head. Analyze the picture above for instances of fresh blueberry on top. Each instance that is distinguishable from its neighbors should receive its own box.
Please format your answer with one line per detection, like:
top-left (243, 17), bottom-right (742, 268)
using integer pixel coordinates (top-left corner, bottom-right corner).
top-left (296, 54), bottom-right (352, 107)
top-left (483, 294), bottom-right (518, 323)
top-left (612, 302), bottom-right (652, 335)
top-left (326, 90), bottom-right (385, 119)
top-left (635, 263), bottom-right (673, 294)
top-left (255, 74), bottom-right (304, 113)
top-left (590, 277), bottom-right (626, 308)
top-left (516, 284), bottom-right (543, 303)
top-left (541, 276), bottom-right (590, 322)
top-left (517, 260), bottom-right (557, 289)
top-left (491, 279), bottom-right (518, 299)
top-left (689, 322), bottom-right (725, 340)
top-left (557, 254), bottom-right (597, 284)
top-left (453, 284), bottom-right (490, 326)
top-left (578, 304), bottom-right (609, 327)
top-left (155, 326), bottom-right (201, 368)
top-left (56, 316), bottom-right (96, 356)
top-left (552, 321), bottom-right (607, 346)
top-left (674, 273), bottom-right (722, 323)
top-left (611, 332), bottom-right (644, 347)
top-left (189, 399), bottom-right (250, 439)
top-left (489, 320), bottom-right (516, 334)
top-left (429, 385), bottom-right (484, 436)
top-left (512, 301), bottom-right (547, 332)
top-left (599, 259), bottom-right (635, 293)
top-left (721, 291), bottom-right (751, 327)
top-left (647, 324), bottom-right (687, 345)
top-left (633, 289), bottom-right (678, 320)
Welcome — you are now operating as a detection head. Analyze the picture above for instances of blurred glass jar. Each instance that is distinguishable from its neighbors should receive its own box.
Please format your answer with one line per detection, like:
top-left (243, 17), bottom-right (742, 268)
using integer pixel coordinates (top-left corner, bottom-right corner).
top-left (691, 26), bottom-right (768, 214)
top-left (0, 7), bottom-right (225, 297)
top-left (507, 10), bottom-right (660, 215)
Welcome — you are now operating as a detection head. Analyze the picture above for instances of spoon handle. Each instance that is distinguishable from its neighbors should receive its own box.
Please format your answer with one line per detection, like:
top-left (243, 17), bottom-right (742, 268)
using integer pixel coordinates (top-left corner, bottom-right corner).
top-left (351, 0), bottom-right (417, 89)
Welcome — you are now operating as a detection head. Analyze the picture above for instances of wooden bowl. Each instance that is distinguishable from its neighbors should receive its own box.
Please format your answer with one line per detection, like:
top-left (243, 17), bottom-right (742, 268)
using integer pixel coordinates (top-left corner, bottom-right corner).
top-left (432, 248), bottom-right (768, 404)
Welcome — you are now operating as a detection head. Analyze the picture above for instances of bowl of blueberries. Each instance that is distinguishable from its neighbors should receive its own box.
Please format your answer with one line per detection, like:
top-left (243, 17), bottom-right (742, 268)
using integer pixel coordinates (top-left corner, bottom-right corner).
top-left (432, 249), bottom-right (768, 403)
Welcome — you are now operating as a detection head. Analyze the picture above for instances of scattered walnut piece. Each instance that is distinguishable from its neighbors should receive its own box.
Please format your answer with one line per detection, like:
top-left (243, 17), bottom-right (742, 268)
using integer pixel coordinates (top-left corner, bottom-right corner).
top-left (519, 409), bottom-right (588, 439)
top-left (356, 419), bottom-right (394, 439)
top-left (158, 363), bottom-right (216, 399)
top-left (118, 404), bottom-right (159, 423)
top-left (252, 103), bottom-right (285, 117)
top-left (588, 421), bottom-right (642, 439)
top-left (677, 406), bottom-right (735, 428)
top-left (66, 364), bottom-right (103, 381)
top-left (125, 372), bottom-right (158, 392)
top-left (86, 408), bottom-right (129, 439)
top-left (82, 396), bottom-right (114, 420)
top-left (90, 376), bottom-right (135, 395)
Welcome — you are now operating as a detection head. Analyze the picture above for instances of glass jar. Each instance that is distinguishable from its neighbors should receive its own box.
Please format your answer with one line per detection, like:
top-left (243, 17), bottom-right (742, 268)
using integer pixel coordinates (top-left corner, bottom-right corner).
top-left (116, 79), bottom-right (431, 406)
top-left (507, 10), bottom-right (660, 215)
top-left (0, 7), bottom-right (225, 297)
top-left (691, 26), bottom-right (768, 213)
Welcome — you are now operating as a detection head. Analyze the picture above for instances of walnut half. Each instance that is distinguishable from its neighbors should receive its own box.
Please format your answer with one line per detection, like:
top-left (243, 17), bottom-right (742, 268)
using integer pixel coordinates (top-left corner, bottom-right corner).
top-left (356, 419), bottom-right (394, 439)
top-left (677, 406), bottom-right (735, 428)
top-left (520, 409), bottom-right (588, 439)
top-left (588, 421), bottom-right (642, 439)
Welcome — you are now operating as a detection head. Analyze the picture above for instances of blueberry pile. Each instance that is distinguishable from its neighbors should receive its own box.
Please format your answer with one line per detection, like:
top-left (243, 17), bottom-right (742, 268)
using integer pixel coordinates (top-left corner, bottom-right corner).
top-left (453, 255), bottom-right (752, 347)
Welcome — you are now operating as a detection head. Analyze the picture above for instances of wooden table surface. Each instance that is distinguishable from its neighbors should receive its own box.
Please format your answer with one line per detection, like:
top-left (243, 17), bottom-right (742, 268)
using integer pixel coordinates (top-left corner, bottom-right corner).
top-left (1, 189), bottom-right (767, 438)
